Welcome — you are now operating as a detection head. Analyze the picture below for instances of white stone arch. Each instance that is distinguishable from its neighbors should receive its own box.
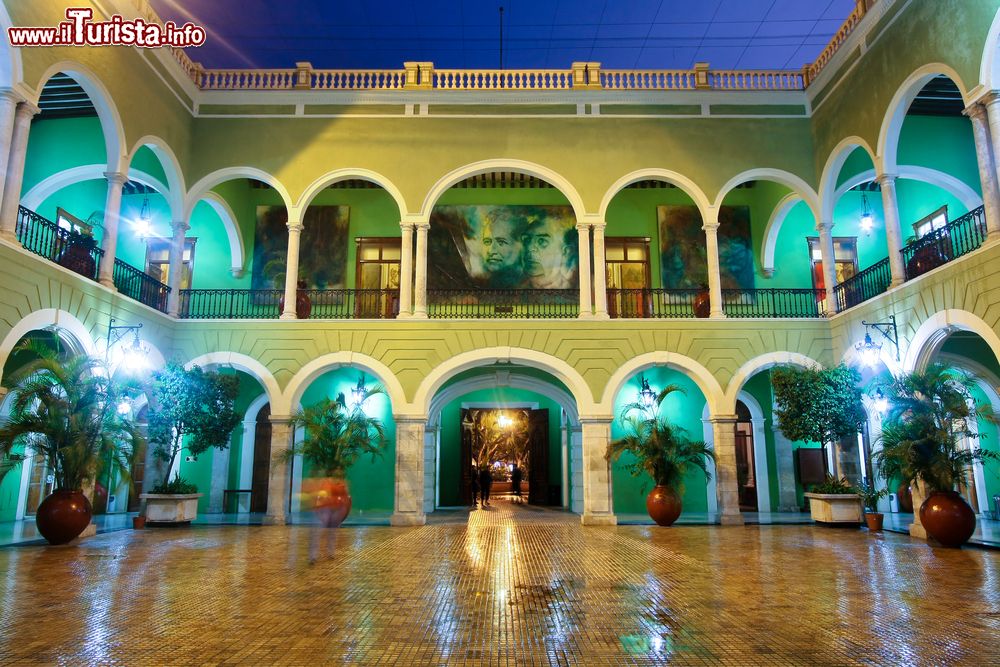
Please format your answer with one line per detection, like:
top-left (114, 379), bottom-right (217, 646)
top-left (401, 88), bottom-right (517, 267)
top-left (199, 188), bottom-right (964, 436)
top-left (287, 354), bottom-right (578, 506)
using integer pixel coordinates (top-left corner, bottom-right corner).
top-left (878, 64), bottom-right (970, 175)
top-left (418, 159), bottom-right (588, 222)
top-left (0, 1), bottom-right (24, 89)
top-left (598, 351), bottom-right (725, 416)
top-left (21, 164), bottom-right (168, 213)
top-left (235, 392), bottom-right (271, 511)
top-left (597, 168), bottom-right (713, 221)
top-left (427, 372), bottom-right (580, 428)
top-left (182, 351), bottom-right (282, 415)
top-left (703, 389), bottom-right (772, 513)
top-left (723, 351), bottom-right (823, 413)
top-left (0, 309), bottom-right (97, 380)
top-left (760, 193), bottom-right (803, 276)
top-left (197, 192), bottom-right (245, 276)
top-left (413, 347), bottom-right (595, 418)
top-left (127, 135), bottom-right (186, 221)
top-left (981, 7), bottom-right (1000, 90)
top-left (282, 352), bottom-right (407, 415)
top-left (818, 136), bottom-right (877, 223)
top-left (832, 166), bottom-right (982, 217)
top-left (184, 167), bottom-right (294, 221)
top-left (295, 168), bottom-right (409, 219)
top-left (904, 309), bottom-right (1000, 374)
top-left (713, 168), bottom-right (821, 223)
top-left (32, 62), bottom-right (127, 171)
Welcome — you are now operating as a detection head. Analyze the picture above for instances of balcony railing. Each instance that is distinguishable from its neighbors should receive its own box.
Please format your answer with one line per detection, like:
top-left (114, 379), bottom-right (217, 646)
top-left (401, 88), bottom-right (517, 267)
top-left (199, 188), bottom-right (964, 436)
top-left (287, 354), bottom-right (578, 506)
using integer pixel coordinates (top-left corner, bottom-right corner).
top-left (16, 205), bottom-right (103, 282)
top-left (113, 259), bottom-right (170, 313)
top-left (607, 288), bottom-right (706, 318)
top-left (834, 258), bottom-right (892, 311)
top-left (303, 288), bottom-right (399, 319)
top-left (178, 288), bottom-right (400, 319)
top-left (428, 289), bottom-right (578, 319)
top-left (721, 288), bottom-right (827, 318)
top-left (179, 289), bottom-right (283, 319)
top-left (901, 206), bottom-right (987, 281)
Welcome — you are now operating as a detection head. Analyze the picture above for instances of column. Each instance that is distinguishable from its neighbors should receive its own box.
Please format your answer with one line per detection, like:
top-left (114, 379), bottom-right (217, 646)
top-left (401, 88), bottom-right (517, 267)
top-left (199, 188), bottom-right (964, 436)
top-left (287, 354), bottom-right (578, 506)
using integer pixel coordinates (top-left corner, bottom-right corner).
top-left (575, 223), bottom-right (593, 318)
top-left (876, 173), bottom-right (906, 287)
top-left (965, 101), bottom-right (1000, 242)
top-left (702, 208), bottom-right (725, 319)
top-left (592, 222), bottom-right (609, 319)
top-left (397, 222), bottom-right (414, 317)
top-left (423, 425), bottom-right (438, 514)
top-left (0, 100), bottom-right (39, 242)
top-left (263, 417), bottom-right (293, 525)
top-left (0, 90), bottom-right (24, 237)
top-left (771, 426), bottom-right (799, 511)
top-left (412, 222), bottom-right (429, 318)
top-left (280, 217), bottom-right (303, 320)
top-left (97, 171), bottom-right (129, 288)
top-left (166, 221), bottom-right (189, 317)
top-left (710, 415), bottom-right (744, 525)
top-left (392, 417), bottom-right (427, 526)
top-left (569, 425), bottom-right (584, 514)
top-left (208, 447), bottom-right (230, 513)
top-left (816, 221), bottom-right (839, 313)
top-left (580, 418), bottom-right (616, 525)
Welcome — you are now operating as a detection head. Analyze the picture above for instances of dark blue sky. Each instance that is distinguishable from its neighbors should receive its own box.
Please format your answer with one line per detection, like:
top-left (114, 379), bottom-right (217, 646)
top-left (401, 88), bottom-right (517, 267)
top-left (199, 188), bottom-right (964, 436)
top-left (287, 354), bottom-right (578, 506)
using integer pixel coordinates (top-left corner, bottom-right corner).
top-left (151, 0), bottom-right (855, 71)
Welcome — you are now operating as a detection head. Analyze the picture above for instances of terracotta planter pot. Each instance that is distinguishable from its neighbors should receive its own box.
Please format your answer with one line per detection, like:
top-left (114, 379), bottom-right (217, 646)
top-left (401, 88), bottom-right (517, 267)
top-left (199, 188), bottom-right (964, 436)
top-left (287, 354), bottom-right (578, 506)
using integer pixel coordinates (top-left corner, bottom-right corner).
top-left (920, 490), bottom-right (976, 548)
top-left (692, 290), bottom-right (711, 319)
top-left (132, 515), bottom-right (146, 530)
top-left (896, 482), bottom-right (913, 513)
top-left (646, 485), bottom-right (682, 526)
top-left (864, 512), bottom-right (884, 532)
top-left (35, 489), bottom-right (93, 545)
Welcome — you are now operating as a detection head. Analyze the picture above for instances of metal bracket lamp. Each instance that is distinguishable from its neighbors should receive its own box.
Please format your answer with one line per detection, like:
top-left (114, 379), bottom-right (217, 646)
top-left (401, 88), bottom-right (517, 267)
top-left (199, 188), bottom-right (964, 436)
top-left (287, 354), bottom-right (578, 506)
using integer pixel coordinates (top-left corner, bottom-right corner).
top-left (855, 314), bottom-right (899, 368)
top-left (638, 374), bottom-right (656, 410)
top-left (107, 318), bottom-right (148, 373)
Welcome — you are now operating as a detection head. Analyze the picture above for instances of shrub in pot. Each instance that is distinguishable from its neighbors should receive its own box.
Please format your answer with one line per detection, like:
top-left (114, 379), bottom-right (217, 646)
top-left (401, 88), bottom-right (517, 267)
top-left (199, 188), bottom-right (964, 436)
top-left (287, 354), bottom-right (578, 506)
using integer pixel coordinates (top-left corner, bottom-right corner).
top-left (804, 475), bottom-right (864, 525)
top-left (874, 364), bottom-right (999, 547)
top-left (606, 384), bottom-right (715, 526)
top-left (143, 363), bottom-right (241, 524)
top-left (279, 386), bottom-right (387, 527)
top-left (858, 481), bottom-right (889, 531)
top-left (0, 342), bottom-right (142, 544)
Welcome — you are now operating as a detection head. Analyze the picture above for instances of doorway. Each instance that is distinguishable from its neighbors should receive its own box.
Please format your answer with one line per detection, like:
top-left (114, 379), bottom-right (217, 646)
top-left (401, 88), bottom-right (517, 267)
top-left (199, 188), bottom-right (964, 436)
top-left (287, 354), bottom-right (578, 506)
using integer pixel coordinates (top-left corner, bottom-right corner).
top-left (735, 401), bottom-right (757, 511)
top-left (459, 407), bottom-right (550, 505)
top-left (250, 404), bottom-right (272, 513)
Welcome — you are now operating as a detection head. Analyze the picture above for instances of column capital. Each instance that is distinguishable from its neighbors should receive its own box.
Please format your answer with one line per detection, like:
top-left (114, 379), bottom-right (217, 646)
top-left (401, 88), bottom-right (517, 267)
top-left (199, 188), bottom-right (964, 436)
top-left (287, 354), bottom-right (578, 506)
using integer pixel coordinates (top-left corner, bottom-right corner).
top-left (875, 172), bottom-right (897, 187)
top-left (708, 414), bottom-right (739, 424)
top-left (171, 220), bottom-right (190, 234)
top-left (816, 220), bottom-right (834, 233)
top-left (399, 221), bottom-right (416, 231)
top-left (701, 220), bottom-right (720, 233)
top-left (103, 171), bottom-right (129, 185)
top-left (591, 220), bottom-right (607, 232)
top-left (286, 221), bottom-right (303, 233)
top-left (267, 414), bottom-right (293, 425)
top-left (979, 90), bottom-right (1000, 108)
top-left (414, 221), bottom-right (430, 232)
top-left (14, 100), bottom-right (40, 119)
top-left (963, 101), bottom-right (988, 121)
top-left (575, 222), bottom-right (592, 232)
top-left (0, 89), bottom-right (25, 105)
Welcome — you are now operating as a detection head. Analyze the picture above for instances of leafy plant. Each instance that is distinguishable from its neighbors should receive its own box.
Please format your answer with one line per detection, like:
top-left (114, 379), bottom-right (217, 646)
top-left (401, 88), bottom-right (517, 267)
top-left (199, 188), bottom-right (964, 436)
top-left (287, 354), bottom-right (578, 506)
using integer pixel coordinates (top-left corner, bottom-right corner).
top-left (147, 363), bottom-right (241, 488)
top-left (857, 480), bottom-right (888, 512)
top-left (606, 384), bottom-right (716, 491)
top-left (151, 474), bottom-right (198, 495)
top-left (281, 388), bottom-right (387, 477)
top-left (0, 341), bottom-right (142, 492)
top-left (810, 474), bottom-right (858, 495)
top-left (772, 365), bottom-right (866, 471)
top-left (874, 364), bottom-right (999, 493)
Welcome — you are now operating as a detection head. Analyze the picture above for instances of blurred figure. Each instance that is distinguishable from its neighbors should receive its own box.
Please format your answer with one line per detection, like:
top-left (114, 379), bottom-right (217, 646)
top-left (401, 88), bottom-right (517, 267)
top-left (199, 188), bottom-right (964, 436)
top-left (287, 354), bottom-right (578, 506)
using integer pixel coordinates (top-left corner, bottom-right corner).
top-left (302, 475), bottom-right (349, 564)
top-left (470, 465), bottom-right (481, 508)
top-left (479, 465), bottom-right (493, 508)
top-left (511, 464), bottom-right (522, 499)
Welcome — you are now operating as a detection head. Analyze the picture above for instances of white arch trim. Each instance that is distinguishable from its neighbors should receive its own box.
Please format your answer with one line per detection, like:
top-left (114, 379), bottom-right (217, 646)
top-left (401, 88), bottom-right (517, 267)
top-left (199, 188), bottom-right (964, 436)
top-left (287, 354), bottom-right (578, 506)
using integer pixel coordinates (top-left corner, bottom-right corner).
top-left (878, 64), bottom-right (970, 175)
top-left (127, 136), bottom-right (186, 220)
top-left (712, 168), bottom-right (821, 222)
top-left (198, 192), bottom-right (245, 275)
top-left (413, 347), bottom-right (595, 417)
top-left (723, 351), bottom-right (823, 412)
top-left (761, 193), bottom-right (803, 275)
top-left (21, 165), bottom-right (169, 213)
top-left (295, 168), bottom-right (410, 219)
top-left (419, 159), bottom-right (588, 221)
top-left (33, 62), bottom-right (127, 172)
top-left (185, 167), bottom-right (294, 221)
top-left (818, 136), bottom-right (877, 223)
top-left (903, 309), bottom-right (1000, 374)
top-left (833, 167), bottom-right (982, 214)
top-left (282, 352), bottom-right (407, 417)
top-left (183, 352), bottom-right (282, 414)
top-left (703, 390), bottom-right (772, 513)
top-left (981, 7), bottom-right (1000, 90)
top-left (427, 372), bottom-right (581, 428)
top-left (0, 309), bottom-right (97, 380)
top-left (597, 168), bottom-right (712, 221)
top-left (598, 351), bottom-right (725, 416)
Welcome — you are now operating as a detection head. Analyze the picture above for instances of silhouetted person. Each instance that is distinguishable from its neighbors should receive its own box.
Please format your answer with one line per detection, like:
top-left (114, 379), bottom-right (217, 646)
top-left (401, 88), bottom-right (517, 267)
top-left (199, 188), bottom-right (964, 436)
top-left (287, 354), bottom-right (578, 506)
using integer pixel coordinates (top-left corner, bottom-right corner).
top-left (470, 466), bottom-right (481, 507)
top-left (479, 466), bottom-right (493, 507)
top-left (511, 464), bottom-right (522, 498)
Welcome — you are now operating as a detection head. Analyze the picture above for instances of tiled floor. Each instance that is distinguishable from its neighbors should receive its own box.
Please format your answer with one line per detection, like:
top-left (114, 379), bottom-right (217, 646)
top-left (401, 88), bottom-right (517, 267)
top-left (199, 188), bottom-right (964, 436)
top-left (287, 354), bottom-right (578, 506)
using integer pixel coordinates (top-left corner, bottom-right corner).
top-left (1, 499), bottom-right (998, 665)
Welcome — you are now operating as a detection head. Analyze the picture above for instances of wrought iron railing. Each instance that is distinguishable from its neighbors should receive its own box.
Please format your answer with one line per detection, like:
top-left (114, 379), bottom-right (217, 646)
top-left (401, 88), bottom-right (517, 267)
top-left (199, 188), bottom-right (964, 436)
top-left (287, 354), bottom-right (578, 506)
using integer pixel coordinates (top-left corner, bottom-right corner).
top-left (721, 288), bottom-right (827, 318)
top-left (178, 289), bottom-right (283, 319)
top-left (303, 288), bottom-right (399, 319)
top-left (16, 205), bottom-right (103, 281)
top-left (901, 205), bottom-right (987, 281)
top-left (607, 288), bottom-right (707, 318)
top-left (112, 259), bottom-right (170, 313)
top-left (427, 289), bottom-right (578, 318)
top-left (834, 258), bottom-right (892, 311)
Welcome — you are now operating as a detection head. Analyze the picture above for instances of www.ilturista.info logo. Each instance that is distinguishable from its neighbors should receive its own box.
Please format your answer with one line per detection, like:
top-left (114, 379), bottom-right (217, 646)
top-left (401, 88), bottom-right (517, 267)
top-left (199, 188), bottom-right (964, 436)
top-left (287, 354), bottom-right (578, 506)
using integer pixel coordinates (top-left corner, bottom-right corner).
top-left (8, 8), bottom-right (206, 48)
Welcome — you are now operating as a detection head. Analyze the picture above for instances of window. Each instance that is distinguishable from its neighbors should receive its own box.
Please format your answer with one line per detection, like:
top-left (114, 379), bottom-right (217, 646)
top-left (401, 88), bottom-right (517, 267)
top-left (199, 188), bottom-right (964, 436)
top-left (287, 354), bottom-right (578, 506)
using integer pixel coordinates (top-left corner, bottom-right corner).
top-left (145, 238), bottom-right (196, 288)
top-left (55, 207), bottom-right (93, 236)
top-left (807, 236), bottom-right (858, 291)
top-left (913, 205), bottom-right (948, 238)
top-left (605, 237), bottom-right (651, 318)
top-left (355, 237), bottom-right (400, 318)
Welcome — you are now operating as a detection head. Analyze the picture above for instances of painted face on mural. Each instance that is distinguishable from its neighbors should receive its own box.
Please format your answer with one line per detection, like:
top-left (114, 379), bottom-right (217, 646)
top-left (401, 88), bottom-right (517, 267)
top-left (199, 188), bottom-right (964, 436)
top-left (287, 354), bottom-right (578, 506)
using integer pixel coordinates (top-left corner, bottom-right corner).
top-left (481, 216), bottom-right (522, 272)
top-left (521, 217), bottom-right (573, 288)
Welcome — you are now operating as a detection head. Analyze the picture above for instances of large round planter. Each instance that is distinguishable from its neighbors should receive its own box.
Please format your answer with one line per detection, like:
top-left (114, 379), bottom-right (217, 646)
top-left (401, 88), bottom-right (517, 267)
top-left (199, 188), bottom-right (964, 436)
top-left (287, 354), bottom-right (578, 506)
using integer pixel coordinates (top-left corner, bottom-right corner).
top-left (896, 482), bottom-right (913, 513)
top-left (919, 490), bottom-right (976, 548)
top-left (905, 245), bottom-right (948, 279)
top-left (646, 485), bottom-right (682, 526)
top-left (864, 512), bottom-right (884, 532)
top-left (323, 480), bottom-right (352, 528)
top-left (35, 489), bottom-right (93, 545)
top-left (692, 290), bottom-right (711, 319)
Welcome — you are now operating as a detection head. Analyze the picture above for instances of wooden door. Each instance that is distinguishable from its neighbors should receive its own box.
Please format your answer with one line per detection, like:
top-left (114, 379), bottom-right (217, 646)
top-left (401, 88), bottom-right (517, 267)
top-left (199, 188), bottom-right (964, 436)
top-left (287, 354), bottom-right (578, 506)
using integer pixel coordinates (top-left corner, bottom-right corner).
top-left (250, 404), bottom-right (272, 513)
top-left (528, 409), bottom-right (549, 505)
top-left (606, 237), bottom-right (651, 318)
top-left (355, 237), bottom-right (401, 318)
top-left (735, 426), bottom-right (757, 510)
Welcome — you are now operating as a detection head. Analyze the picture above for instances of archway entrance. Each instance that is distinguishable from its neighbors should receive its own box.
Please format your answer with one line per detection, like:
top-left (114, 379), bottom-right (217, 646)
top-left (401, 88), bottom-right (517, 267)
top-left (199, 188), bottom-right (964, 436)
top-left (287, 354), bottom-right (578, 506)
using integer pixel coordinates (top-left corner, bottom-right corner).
top-left (459, 406), bottom-right (549, 506)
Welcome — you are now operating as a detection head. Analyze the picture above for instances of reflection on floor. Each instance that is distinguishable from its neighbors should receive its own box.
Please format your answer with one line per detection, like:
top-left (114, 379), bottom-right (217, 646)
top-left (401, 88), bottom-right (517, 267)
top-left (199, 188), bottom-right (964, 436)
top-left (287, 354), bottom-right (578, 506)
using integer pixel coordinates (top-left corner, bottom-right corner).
top-left (1, 496), bottom-right (998, 664)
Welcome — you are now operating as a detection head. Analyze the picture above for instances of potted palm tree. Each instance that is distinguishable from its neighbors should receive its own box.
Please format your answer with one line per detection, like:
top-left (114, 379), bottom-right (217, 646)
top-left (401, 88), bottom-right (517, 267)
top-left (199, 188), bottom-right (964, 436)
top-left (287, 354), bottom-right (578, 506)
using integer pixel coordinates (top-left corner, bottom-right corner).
top-left (606, 384), bottom-right (715, 526)
top-left (0, 341), bottom-right (142, 544)
top-left (874, 364), bottom-right (999, 547)
top-left (280, 386), bottom-right (386, 527)
top-left (858, 480), bottom-right (889, 531)
top-left (143, 363), bottom-right (241, 524)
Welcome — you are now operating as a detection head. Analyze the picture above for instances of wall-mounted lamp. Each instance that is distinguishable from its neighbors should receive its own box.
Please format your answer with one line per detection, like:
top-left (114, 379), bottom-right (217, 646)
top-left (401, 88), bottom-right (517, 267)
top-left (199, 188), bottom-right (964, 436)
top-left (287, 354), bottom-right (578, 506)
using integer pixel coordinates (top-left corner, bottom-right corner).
top-left (638, 374), bottom-right (657, 410)
top-left (855, 315), bottom-right (899, 368)
top-left (133, 194), bottom-right (153, 238)
top-left (872, 389), bottom-right (888, 417)
top-left (348, 374), bottom-right (367, 411)
top-left (107, 318), bottom-right (148, 373)
top-left (859, 193), bottom-right (874, 235)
